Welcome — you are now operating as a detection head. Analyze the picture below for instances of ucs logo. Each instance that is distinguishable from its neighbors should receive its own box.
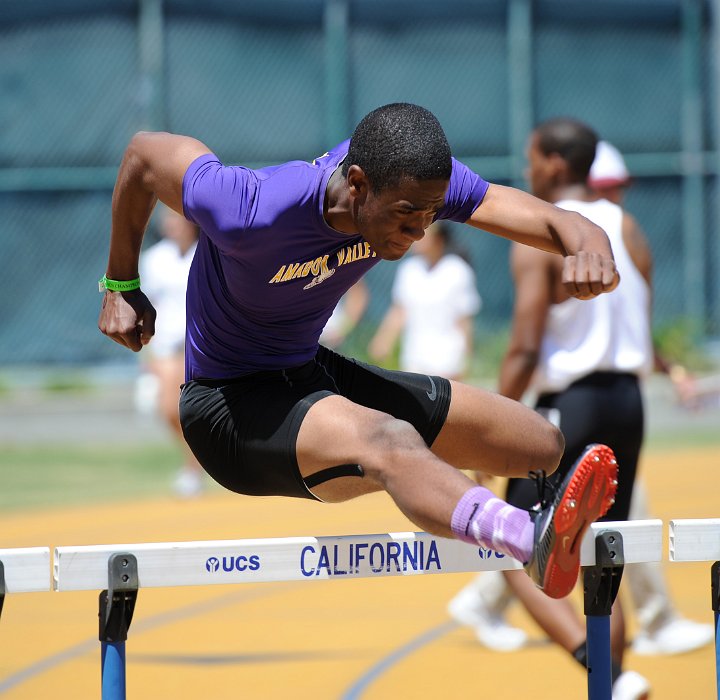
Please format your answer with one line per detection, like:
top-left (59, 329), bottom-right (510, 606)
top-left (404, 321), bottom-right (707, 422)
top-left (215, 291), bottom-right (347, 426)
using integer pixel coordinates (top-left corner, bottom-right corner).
top-left (205, 555), bottom-right (261, 573)
top-left (477, 547), bottom-right (505, 560)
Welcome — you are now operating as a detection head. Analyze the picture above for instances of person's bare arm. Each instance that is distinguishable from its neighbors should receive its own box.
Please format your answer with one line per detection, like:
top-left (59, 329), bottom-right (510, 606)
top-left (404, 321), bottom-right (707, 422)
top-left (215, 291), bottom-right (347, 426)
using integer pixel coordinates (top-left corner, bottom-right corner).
top-left (498, 243), bottom-right (555, 401)
top-left (622, 211), bottom-right (695, 399)
top-left (457, 315), bottom-right (475, 378)
top-left (322, 281), bottom-right (370, 348)
top-left (368, 304), bottom-right (406, 364)
top-left (467, 184), bottom-right (619, 300)
top-left (99, 132), bottom-right (211, 351)
top-left (621, 211), bottom-right (652, 287)
top-left (107, 131), bottom-right (211, 281)
top-left (342, 281), bottom-right (370, 332)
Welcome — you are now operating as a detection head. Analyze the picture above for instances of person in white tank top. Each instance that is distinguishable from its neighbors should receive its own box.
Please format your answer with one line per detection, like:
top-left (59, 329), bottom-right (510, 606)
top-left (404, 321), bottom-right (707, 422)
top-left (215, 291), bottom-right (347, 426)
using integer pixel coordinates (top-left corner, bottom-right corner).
top-left (451, 120), bottom-right (656, 699)
top-left (449, 137), bottom-right (712, 682)
top-left (533, 196), bottom-right (653, 394)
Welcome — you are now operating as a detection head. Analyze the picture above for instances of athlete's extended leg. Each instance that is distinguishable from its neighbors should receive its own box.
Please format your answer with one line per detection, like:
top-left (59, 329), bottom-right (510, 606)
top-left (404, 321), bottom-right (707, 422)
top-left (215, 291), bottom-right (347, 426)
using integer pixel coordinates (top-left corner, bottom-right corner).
top-left (296, 393), bottom-right (617, 599)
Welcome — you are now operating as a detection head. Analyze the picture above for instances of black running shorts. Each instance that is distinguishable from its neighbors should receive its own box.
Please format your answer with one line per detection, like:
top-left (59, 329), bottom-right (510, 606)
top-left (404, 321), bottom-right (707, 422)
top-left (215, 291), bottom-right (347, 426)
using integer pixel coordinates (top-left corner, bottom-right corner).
top-left (505, 371), bottom-right (643, 521)
top-left (179, 346), bottom-right (451, 501)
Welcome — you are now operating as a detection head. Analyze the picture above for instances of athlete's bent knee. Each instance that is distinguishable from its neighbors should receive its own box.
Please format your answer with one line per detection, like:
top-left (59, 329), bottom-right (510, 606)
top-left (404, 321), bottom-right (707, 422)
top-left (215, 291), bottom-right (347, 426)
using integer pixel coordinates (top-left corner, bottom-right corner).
top-left (364, 416), bottom-right (427, 474)
top-left (538, 422), bottom-right (565, 475)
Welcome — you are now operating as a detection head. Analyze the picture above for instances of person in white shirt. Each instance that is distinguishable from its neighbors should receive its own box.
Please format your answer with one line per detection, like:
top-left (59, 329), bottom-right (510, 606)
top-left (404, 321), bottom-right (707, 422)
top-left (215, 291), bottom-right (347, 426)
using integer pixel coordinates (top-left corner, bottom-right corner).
top-left (450, 140), bottom-right (712, 665)
top-left (369, 221), bottom-right (481, 379)
top-left (137, 207), bottom-right (204, 497)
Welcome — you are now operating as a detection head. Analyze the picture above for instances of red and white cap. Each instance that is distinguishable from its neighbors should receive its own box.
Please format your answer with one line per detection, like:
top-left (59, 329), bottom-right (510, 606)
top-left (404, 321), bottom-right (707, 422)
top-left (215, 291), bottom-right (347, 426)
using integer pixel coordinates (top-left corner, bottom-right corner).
top-left (588, 141), bottom-right (631, 188)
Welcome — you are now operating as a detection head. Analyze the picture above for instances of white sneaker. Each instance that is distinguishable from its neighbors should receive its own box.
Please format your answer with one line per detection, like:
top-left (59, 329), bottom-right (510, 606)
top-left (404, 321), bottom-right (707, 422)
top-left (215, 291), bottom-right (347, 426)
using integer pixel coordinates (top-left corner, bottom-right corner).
top-left (612, 670), bottom-right (651, 700)
top-left (632, 617), bottom-right (714, 655)
top-left (448, 586), bottom-right (528, 652)
top-left (173, 467), bottom-right (204, 498)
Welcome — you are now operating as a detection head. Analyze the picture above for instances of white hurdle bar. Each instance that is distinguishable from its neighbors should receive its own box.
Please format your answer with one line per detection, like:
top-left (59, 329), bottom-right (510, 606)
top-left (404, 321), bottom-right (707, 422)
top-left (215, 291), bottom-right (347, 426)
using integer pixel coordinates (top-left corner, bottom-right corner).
top-left (53, 519), bottom-right (663, 592)
top-left (51, 522), bottom-right (664, 700)
top-left (0, 547), bottom-right (51, 594)
top-left (669, 518), bottom-right (720, 562)
top-left (669, 518), bottom-right (720, 700)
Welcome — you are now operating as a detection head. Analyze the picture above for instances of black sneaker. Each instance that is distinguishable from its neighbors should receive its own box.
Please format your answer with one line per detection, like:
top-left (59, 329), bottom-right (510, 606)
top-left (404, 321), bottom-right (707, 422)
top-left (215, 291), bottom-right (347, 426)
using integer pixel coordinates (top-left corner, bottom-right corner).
top-left (523, 444), bottom-right (618, 599)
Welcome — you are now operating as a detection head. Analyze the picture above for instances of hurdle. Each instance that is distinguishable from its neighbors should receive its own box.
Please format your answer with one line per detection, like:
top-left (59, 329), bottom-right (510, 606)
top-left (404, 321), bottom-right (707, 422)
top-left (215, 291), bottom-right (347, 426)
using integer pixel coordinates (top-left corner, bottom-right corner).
top-left (669, 518), bottom-right (720, 698)
top-left (0, 547), bottom-right (52, 619)
top-left (52, 520), bottom-right (662, 700)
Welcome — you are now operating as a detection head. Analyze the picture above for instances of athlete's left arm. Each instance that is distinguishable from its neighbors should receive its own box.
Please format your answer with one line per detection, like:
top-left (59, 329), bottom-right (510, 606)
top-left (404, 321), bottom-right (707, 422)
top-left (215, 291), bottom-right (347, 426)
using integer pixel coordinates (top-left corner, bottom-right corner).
top-left (466, 183), bottom-right (619, 300)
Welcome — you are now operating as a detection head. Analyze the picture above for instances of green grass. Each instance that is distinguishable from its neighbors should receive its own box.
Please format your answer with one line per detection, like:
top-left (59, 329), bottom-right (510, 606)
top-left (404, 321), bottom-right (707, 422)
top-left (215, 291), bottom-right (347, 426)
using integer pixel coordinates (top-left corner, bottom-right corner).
top-left (646, 427), bottom-right (720, 450)
top-left (2, 428), bottom-right (717, 514)
top-left (0, 442), bottom-right (187, 512)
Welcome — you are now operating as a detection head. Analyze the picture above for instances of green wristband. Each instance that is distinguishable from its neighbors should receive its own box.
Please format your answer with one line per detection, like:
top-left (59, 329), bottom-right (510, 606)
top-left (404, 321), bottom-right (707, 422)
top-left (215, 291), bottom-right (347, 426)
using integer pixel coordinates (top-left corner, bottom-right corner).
top-left (98, 275), bottom-right (141, 293)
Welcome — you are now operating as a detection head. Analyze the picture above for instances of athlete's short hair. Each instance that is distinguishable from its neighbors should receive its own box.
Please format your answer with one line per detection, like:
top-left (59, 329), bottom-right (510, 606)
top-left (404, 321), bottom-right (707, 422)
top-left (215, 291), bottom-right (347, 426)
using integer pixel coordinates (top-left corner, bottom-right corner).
top-left (343, 103), bottom-right (452, 192)
top-left (535, 118), bottom-right (599, 181)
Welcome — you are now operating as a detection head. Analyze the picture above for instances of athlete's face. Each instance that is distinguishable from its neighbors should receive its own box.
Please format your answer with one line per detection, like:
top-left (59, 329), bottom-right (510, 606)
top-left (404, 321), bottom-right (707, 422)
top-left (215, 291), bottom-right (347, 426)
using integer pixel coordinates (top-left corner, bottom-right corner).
top-left (353, 176), bottom-right (449, 261)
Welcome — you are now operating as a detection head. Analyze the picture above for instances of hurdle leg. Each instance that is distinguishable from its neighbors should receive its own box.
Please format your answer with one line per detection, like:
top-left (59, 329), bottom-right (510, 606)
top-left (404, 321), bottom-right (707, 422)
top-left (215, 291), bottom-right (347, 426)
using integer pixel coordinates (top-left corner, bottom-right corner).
top-left (101, 641), bottom-right (127, 698)
top-left (712, 561), bottom-right (720, 699)
top-left (99, 553), bottom-right (138, 700)
top-left (583, 530), bottom-right (624, 700)
top-left (0, 560), bottom-right (5, 621)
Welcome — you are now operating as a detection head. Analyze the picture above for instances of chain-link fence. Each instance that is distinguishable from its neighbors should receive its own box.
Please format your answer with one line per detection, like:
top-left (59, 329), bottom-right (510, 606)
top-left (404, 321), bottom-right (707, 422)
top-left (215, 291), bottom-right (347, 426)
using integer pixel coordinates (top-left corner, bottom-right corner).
top-left (1, 0), bottom-right (718, 371)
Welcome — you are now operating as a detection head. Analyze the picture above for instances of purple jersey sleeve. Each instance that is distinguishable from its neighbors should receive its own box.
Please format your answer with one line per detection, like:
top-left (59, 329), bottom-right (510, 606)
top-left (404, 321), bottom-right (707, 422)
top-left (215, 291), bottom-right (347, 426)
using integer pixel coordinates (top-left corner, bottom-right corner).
top-left (182, 153), bottom-right (258, 255)
top-left (436, 157), bottom-right (489, 223)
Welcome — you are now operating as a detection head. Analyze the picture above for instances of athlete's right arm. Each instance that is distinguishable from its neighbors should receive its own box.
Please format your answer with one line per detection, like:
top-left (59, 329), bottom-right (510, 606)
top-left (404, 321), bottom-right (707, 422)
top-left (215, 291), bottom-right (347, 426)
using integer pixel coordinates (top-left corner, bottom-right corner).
top-left (99, 132), bottom-right (212, 351)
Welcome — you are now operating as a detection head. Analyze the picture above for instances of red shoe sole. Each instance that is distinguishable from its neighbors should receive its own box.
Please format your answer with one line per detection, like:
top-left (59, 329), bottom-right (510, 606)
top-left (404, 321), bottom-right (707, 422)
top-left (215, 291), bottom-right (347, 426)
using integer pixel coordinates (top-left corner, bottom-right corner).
top-left (541, 444), bottom-right (618, 599)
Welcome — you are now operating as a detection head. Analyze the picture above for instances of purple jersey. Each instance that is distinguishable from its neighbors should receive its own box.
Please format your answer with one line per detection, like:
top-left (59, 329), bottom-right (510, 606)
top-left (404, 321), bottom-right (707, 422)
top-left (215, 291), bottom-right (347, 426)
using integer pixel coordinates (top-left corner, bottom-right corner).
top-left (181, 140), bottom-right (489, 379)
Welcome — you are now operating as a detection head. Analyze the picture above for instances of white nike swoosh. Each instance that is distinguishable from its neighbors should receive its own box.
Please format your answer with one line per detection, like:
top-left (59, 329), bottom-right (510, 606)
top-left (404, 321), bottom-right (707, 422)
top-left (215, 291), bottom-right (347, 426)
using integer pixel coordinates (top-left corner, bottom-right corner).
top-left (426, 376), bottom-right (437, 401)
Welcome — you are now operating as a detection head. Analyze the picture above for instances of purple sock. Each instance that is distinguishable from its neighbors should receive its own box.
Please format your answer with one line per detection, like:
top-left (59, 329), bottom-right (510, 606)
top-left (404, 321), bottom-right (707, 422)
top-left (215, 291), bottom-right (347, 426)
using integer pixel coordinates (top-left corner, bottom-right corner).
top-left (450, 486), bottom-right (535, 563)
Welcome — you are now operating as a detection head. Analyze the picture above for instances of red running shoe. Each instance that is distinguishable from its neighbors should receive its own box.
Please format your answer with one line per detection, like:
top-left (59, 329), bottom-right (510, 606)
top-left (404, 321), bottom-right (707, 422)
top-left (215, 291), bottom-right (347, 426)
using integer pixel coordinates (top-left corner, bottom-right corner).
top-left (523, 443), bottom-right (618, 599)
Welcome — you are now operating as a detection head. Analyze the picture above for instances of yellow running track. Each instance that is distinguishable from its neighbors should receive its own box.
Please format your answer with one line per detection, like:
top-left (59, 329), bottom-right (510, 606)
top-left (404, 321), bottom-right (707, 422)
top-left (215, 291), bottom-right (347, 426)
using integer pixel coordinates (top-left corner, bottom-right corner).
top-left (1, 445), bottom-right (717, 699)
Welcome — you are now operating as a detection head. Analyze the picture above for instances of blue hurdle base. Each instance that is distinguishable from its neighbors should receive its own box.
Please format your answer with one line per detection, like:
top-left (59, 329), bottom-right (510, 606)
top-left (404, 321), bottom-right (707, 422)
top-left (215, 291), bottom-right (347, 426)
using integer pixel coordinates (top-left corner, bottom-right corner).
top-left (711, 562), bottom-right (719, 699)
top-left (101, 642), bottom-right (126, 700)
top-left (586, 616), bottom-right (613, 699)
top-left (583, 530), bottom-right (624, 700)
top-left (98, 553), bottom-right (138, 700)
